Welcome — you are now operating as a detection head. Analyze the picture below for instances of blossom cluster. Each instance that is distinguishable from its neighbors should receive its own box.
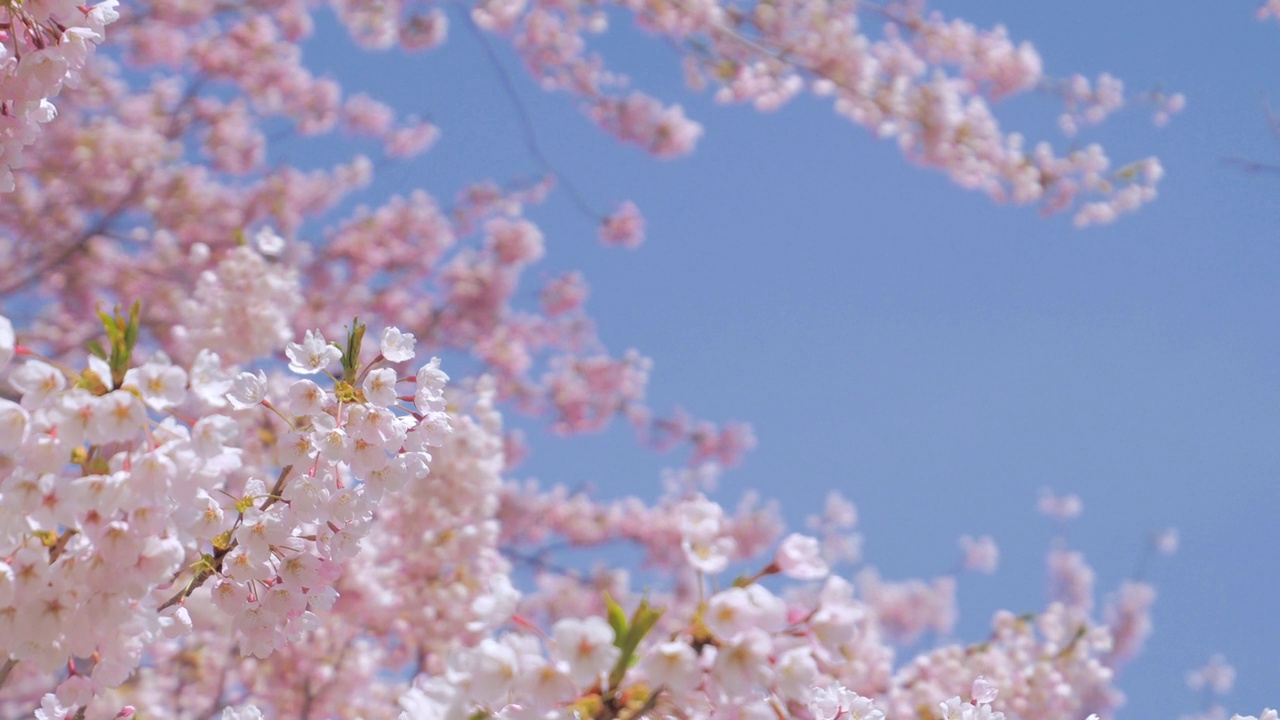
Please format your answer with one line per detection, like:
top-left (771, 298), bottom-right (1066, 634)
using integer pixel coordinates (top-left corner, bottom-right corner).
top-left (73, 375), bottom-right (507, 718)
top-left (0, 0), bottom-right (1272, 717)
top-left (459, 0), bottom-right (1179, 225)
top-left (0, 0), bottom-right (1178, 472)
top-left (378, 503), bottom-right (1138, 720)
top-left (0, 313), bottom-right (451, 717)
top-left (0, 0), bottom-right (119, 192)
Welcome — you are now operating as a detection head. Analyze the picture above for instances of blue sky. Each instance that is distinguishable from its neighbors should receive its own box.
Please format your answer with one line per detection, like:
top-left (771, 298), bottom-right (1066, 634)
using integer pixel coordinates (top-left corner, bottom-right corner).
top-left (299, 1), bottom-right (1280, 716)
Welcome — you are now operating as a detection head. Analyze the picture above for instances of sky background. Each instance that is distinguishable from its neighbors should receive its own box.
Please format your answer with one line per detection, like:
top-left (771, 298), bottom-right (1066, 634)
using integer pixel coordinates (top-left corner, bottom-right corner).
top-left (294, 2), bottom-right (1280, 716)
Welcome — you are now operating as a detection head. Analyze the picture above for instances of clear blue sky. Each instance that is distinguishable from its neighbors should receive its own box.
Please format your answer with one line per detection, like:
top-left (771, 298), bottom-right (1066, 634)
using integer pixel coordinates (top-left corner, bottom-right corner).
top-left (296, 2), bottom-right (1280, 716)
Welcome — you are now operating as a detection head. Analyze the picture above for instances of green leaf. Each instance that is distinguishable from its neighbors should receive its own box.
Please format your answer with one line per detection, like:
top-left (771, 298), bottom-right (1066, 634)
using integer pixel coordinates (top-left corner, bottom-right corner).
top-left (96, 305), bottom-right (116, 337)
top-left (608, 596), bottom-right (664, 689)
top-left (341, 316), bottom-right (366, 382)
top-left (604, 591), bottom-right (629, 645)
top-left (93, 301), bottom-right (144, 389)
top-left (125, 300), bottom-right (141, 349)
top-left (628, 598), bottom-right (662, 650)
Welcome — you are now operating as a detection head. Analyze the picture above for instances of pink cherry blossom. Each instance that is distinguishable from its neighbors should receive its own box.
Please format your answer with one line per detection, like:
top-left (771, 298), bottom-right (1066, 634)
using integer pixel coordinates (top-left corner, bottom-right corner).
top-left (970, 675), bottom-right (998, 704)
top-left (599, 201), bottom-right (646, 248)
top-left (0, 0), bottom-right (1265, 717)
top-left (958, 534), bottom-right (999, 574)
top-left (775, 532), bottom-right (830, 579)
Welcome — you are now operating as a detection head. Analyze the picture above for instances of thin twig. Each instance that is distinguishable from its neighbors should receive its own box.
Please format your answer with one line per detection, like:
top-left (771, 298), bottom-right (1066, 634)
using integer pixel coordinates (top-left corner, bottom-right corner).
top-left (458, 6), bottom-right (602, 222)
top-left (0, 75), bottom-right (209, 297)
top-left (1223, 157), bottom-right (1280, 176)
top-left (158, 464), bottom-right (294, 611)
top-left (0, 657), bottom-right (17, 691)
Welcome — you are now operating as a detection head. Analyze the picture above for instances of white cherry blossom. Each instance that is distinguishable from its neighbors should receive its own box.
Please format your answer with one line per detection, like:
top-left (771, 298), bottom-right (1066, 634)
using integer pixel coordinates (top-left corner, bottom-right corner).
top-left (0, 314), bottom-right (14, 369)
top-left (381, 326), bottom-right (417, 363)
top-left (286, 329), bottom-right (342, 375)
top-left (776, 532), bottom-right (829, 579)
top-left (363, 367), bottom-right (400, 407)
top-left (552, 616), bottom-right (619, 688)
top-left (641, 641), bottom-right (700, 695)
top-left (227, 370), bottom-right (269, 409)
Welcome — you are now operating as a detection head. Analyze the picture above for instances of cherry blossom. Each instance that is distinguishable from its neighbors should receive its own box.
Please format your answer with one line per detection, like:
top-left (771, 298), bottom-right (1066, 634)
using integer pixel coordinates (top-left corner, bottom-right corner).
top-left (600, 201), bottom-right (646, 248)
top-left (775, 532), bottom-right (830, 580)
top-left (285, 329), bottom-right (342, 375)
top-left (381, 327), bottom-right (417, 363)
top-left (226, 370), bottom-right (268, 410)
top-left (959, 534), bottom-right (999, 574)
top-left (0, 316), bottom-right (13, 369)
top-left (0, 0), bottom-right (1268, 715)
top-left (970, 675), bottom-right (998, 704)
